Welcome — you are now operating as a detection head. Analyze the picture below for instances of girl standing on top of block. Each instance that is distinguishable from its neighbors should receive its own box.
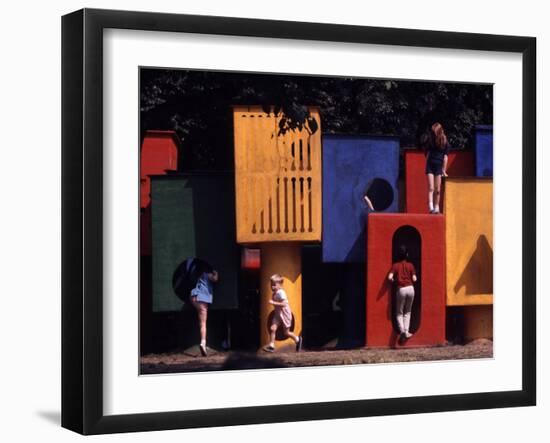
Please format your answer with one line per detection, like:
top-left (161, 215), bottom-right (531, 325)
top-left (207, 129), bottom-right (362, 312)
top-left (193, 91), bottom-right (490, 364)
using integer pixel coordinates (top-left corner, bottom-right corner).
top-left (422, 122), bottom-right (450, 214)
top-left (263, 274), bottom-right (302, 353)
top-left (388, 245), bottom-right (418, 342)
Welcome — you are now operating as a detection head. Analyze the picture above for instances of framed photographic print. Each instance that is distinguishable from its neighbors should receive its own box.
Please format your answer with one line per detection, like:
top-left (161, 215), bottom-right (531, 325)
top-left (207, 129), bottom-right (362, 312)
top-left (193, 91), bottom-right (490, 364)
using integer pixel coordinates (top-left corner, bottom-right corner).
top-left (62, 8), bottom-right (536, 435)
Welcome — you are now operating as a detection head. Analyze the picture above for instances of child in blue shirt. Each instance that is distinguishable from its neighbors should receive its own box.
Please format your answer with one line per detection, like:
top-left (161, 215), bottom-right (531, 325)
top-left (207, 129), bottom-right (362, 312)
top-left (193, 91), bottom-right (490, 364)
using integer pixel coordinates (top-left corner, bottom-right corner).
top-left (188, 259), bottom-right (218, 356)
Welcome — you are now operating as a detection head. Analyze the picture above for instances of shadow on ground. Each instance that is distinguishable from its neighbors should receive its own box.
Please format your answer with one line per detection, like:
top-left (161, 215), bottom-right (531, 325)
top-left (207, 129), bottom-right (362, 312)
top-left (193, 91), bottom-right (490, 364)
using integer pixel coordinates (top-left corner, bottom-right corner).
top-left (140, 339), bottom-right (493, 374)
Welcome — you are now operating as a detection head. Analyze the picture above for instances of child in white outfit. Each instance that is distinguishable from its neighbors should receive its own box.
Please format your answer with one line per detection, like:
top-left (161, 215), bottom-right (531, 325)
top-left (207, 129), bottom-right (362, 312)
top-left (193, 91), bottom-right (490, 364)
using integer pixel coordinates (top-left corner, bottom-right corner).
top-left (263, 274), bottom-right (302, 352)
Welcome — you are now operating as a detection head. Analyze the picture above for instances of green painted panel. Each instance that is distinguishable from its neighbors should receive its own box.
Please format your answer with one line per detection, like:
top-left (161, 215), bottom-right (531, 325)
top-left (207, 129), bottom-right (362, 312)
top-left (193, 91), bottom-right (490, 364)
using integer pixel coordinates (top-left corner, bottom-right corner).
top-left (151, 174), bottom-right (239, 312)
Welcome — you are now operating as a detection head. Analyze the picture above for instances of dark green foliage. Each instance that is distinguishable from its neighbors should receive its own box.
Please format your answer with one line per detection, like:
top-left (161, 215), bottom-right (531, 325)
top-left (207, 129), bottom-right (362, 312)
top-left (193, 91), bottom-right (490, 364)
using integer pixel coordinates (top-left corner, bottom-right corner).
top-left (140, 69), bottom-right (492, 170)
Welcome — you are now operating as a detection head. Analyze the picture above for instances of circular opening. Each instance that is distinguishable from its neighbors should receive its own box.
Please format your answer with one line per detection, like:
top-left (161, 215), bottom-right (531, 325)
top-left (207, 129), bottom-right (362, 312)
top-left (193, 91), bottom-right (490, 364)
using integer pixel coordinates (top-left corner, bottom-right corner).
top-left (172, 257), bottom-right (203, 302)
top-left (364, 178), bottom-right (394, 211)
top-left (391, 226), bottom-right (422, 335)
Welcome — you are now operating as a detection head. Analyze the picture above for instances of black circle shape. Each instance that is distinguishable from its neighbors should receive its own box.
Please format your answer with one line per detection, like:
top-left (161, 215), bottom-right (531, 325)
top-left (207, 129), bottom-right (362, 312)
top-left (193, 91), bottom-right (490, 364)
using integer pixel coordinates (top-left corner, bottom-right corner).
top-left (172, 257), bottom-right (211, 302)
top-left (172, 258), bottom-right (194, 301)
top-left (365, 178), bottom-right (394, 211)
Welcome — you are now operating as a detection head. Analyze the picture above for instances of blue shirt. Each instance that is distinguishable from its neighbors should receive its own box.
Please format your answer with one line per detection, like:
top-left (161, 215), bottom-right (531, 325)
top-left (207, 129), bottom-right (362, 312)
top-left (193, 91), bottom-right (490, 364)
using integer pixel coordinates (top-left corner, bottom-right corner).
top-left (191, 272), bottom-right (214, 304)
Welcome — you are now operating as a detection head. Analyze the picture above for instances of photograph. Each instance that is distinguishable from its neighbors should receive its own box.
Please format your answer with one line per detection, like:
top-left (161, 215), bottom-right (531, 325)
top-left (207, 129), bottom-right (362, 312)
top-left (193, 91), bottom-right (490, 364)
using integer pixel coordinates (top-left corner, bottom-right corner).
top-left (2, 0), bottom-right (547, 440)
top-left (59, 6), bottom-right (537, 434)
top-left (138, 68), bottom-right (494, 374)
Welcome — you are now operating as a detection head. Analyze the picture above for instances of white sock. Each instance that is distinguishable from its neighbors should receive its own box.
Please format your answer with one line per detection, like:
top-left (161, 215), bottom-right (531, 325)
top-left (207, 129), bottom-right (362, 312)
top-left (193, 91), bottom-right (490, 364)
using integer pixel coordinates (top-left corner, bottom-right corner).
top-left (200, 340), bottom-right (206, 347)
top-left (434, 205), bottom-right (439, 212)
top-left (429, 202), bottom-right (434, 211)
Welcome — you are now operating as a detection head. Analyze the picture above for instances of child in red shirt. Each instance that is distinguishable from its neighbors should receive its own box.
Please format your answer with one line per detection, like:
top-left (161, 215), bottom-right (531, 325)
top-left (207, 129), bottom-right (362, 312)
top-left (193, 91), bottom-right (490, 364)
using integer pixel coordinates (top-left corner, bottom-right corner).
top-left (388, 245), bottom-right (418, 341)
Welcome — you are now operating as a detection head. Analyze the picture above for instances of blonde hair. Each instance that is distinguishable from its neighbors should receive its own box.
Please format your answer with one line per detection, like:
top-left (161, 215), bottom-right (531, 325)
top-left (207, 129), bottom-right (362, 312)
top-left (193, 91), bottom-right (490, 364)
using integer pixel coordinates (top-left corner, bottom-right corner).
top-left (270, 274), bottom-right (284, 284)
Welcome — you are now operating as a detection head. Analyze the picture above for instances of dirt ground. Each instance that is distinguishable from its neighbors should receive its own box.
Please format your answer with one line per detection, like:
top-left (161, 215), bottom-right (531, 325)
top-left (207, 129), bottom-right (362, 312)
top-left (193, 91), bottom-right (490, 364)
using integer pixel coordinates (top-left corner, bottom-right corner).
top-left (140, 339), bottom-right (493, 374)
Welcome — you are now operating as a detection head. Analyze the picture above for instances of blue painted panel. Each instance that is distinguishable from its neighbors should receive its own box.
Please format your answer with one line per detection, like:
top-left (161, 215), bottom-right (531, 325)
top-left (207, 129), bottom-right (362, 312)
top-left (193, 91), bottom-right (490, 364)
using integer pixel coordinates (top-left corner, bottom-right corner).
top-left (322, 135), bottom-right (400, 263)
top-left (475, 125), bottom-right (493, 177)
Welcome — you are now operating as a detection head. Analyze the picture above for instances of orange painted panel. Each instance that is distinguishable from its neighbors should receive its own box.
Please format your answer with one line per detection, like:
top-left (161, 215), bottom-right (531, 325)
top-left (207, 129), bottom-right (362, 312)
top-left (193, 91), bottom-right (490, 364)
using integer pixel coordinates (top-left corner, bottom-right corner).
top-left (233, 106), bottom-right (322, 243)
top-left (444, 178), bottom-right (493, 306)
top-left (259, 243), bottom-right (302, 350)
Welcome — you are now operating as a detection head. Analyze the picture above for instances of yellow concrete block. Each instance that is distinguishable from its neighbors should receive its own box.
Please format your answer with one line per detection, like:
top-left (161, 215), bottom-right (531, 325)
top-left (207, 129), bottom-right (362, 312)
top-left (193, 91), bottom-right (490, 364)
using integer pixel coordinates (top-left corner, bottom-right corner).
top-left (444, 178), bottom-right (493, 306)
top-left (259, 243), bottom-right (302, 350)
top-left (233, 106), bottom-right (322, 243)
top-left (464, 305), bottom-right (493, 340)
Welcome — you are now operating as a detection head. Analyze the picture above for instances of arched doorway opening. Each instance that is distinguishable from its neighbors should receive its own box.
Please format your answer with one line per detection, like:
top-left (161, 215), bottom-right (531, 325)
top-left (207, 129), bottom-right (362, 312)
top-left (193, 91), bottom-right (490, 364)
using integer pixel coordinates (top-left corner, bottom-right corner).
top-left (391, 226), bottom-right (422, 334)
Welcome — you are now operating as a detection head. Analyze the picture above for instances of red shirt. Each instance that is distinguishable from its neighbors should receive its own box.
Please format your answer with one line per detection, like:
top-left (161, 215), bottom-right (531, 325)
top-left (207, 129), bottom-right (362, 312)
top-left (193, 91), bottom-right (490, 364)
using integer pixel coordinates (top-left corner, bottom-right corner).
top-left (390, 260), bottom-right (416, 288)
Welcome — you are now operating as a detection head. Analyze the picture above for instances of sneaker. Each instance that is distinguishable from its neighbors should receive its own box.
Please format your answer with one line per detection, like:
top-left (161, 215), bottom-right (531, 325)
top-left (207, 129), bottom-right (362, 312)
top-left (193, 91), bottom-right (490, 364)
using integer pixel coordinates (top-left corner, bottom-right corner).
top-left (263, 345), bottom-right (275, 353)
top-left (432, 209), bottom-right (440, 214)
top-left (296, 336), bottom-right (303, 352)
top-left (199, 344), bottom-right (208, 356)
top-left (429, 209), bottom-right (435, 214)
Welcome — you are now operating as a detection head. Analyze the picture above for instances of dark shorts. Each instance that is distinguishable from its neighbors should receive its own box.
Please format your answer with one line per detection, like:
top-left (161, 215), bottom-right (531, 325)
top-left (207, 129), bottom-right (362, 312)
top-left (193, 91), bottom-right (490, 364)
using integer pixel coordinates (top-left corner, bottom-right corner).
top-left (425, 159), bottom-right (444, 176)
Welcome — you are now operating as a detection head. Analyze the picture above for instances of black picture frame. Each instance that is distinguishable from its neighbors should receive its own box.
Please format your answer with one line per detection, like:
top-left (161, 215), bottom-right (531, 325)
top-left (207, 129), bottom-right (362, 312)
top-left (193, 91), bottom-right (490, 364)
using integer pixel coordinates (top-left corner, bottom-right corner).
top-left (62, 8), bottom-right (536, 435)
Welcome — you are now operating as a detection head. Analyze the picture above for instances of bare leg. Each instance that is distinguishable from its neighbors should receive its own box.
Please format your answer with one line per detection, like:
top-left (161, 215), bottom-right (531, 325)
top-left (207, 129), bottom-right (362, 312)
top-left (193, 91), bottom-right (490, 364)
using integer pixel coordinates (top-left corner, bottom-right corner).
top-left (433, 175), bottom-right (442, 212)
top-left (363, 194), bottom-right (374, 211)
top-left (197, 303), bottom-right (207, 344)
top-left (426, 173), bottom-right (435, 212)
top-left (269, 323), bottom-right (277, 347)
top-left (191, 299), bottom-right (208, 355)
top-left (283, 328), bottom-right (302, 352)
top-left (284, 328), bottom-right (300, 343)
top-left (191, 299), bottom-right (208, 343)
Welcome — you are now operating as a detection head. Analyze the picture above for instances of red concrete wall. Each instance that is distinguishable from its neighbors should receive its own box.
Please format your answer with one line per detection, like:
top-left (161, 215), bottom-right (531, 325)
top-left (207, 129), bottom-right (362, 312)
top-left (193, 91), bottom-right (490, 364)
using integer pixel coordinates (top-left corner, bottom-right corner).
top-left (140, 130), bottom-right (179, 256)
top-left (404, 150), bottom-right (474, 213)
top-left (366, 213), bottom-right (446, 347)
top-left (140, 130), bottom-right (179, 208)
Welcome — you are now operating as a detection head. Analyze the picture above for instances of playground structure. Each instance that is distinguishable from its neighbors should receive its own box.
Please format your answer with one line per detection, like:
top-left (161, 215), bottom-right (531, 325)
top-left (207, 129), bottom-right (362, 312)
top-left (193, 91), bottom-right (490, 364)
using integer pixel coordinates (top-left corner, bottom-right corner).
top-left (141, 109), bottom-right (494, 351)
top-left (404, 149), bottom-right (475, 213)
top-left (233, 106), bottom-right (322, 244)
top-left (322, 135), bottom-right (400, 263)
top-left (444, 177), bottom-right (493, 340)
top-left (474, 125), bottom-right (494, 177)
top-left (233, 105), bottom-right (322, 349)
top-left (366, 213), bottom-right (447, 347)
